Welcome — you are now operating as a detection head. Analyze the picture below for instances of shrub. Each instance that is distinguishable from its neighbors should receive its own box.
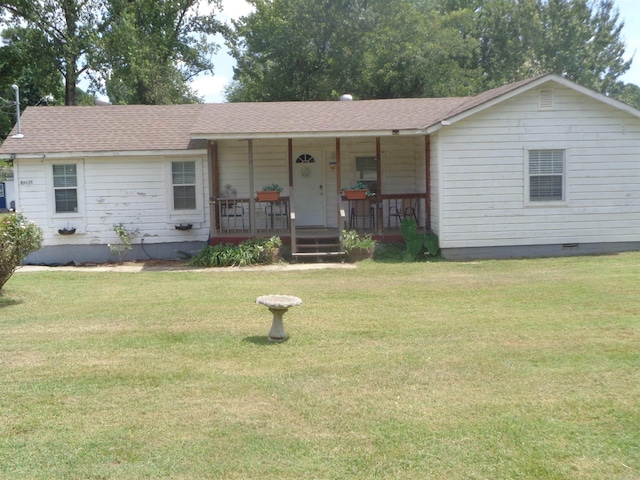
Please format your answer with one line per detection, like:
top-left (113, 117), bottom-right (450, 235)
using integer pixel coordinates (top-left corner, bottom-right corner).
top-left (108, 223), bottom-right (138, 263)
top-left (189, 237), bottom-right (282, 268)
top-left (400, 218), bottom-right (440, 261)
top-left (341, 230), bottom-right (376, 253)
top-left (0, 212), bottom-right (43, 291)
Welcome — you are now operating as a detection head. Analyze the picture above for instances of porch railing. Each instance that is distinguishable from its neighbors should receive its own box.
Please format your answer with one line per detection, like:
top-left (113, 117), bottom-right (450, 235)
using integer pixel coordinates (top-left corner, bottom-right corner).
top-left (378, 193), bottom-right (426, 231)
top-left (216, 197), bottom-right (291, 236)
top-left (344, 193), bottom-right (426, 233)
top-left (214, 193), bottom-right (426, 237)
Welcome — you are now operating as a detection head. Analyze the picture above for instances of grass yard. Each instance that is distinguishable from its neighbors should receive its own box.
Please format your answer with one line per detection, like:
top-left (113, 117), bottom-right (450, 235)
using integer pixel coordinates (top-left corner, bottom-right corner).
top-left (1, 253), bottom-right (639, 479)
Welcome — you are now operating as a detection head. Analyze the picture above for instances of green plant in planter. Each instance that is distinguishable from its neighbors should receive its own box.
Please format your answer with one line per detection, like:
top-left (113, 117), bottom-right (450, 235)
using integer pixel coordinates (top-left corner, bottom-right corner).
top-left (261, 183), bottom-right (283, 192)
top-left (342, 181), bottom-right (368, 191)
top-left (341, 230), bottom-right (377, 260)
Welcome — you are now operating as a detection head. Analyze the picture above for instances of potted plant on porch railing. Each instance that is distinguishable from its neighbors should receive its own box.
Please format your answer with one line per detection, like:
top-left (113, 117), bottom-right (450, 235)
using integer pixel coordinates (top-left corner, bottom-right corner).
top-left (257, 183), bottom-right (283, 202)
top-left (342, 182), bottom-right (371, 200)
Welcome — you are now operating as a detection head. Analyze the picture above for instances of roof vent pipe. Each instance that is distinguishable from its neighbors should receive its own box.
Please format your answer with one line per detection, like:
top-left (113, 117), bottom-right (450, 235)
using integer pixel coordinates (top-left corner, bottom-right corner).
top-left (11, 84), bottom-right (23, 138)
top-left (339, 94), bottom-right (353, 101)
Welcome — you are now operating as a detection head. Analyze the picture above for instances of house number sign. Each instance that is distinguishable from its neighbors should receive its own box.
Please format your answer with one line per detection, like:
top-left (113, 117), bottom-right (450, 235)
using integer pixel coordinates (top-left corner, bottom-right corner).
top-left (20, 180), bottom-right (33, 185)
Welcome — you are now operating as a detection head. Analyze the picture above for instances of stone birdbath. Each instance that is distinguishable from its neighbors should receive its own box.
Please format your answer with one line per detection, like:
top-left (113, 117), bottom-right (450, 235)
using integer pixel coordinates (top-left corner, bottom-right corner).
top-left (255, 294), bottom-right (302, 341)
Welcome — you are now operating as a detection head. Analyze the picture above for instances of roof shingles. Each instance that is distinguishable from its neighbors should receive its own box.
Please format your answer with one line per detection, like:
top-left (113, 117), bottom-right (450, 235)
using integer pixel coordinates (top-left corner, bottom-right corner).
top-left (0, 75), bottom-right (547, 156)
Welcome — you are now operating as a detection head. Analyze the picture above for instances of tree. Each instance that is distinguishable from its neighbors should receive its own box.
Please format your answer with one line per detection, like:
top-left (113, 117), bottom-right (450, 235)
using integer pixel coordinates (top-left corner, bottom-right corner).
top-left (97, 0), bottom-right (225, 104)
top-left (0, 36), bottom-right (64, 143)
top-left (227, 0), bottom-right (479, 102)
top-left (609, 81), bottom-right (640, 110)
top-left (1, 0), bottom-right (227, 107)
top-left (472, 0), bottom-right (631, 94)
top-left (229, 0), bottom-right (633, 103)
top-left (0, 0), bottom-right (104, 106)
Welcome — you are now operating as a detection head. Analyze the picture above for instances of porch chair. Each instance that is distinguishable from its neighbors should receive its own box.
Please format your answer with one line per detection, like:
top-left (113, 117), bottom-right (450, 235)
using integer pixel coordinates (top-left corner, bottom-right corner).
top-left (350, 199), bottom-right (375, 230)
top-left (388, 197), bottom-right (418, 229)
top-left (220, 200), bottom-right (245, 232)
top-left (264, 200), bottom-right (289, 231)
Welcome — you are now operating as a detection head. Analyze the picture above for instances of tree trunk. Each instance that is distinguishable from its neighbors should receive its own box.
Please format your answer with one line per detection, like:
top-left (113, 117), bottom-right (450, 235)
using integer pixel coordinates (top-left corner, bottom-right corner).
top-left (65, 70), bottom-right (77, 106)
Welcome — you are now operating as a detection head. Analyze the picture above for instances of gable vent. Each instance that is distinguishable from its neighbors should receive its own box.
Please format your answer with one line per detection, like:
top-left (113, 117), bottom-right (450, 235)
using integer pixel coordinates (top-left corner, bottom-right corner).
top-left (539, 89), bottom-right (554, 110)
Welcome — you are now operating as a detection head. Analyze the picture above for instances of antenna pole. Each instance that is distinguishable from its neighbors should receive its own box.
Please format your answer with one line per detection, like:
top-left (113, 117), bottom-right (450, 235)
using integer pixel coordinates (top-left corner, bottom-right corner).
top-left (11, 84), bottom-right (20, 134)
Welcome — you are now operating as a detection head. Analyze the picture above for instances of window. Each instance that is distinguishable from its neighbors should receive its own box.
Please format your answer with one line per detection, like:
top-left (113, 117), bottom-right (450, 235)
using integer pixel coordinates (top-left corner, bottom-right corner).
top-left (528, 150), bottom-right (564, 202)
top-left (53, 164), bottom-right (78, 213)
top-left (172, 161), bottom-right (196, 210)
top-left (356, 156), bottom-right (377, 193)
top-left (296, 154), bottom-right (315, 163)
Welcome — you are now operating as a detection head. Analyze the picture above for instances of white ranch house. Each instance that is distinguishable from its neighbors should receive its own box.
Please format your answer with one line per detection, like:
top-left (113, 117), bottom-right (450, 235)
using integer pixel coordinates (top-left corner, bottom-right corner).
top-left (0, 74), bottom-right (639, 263)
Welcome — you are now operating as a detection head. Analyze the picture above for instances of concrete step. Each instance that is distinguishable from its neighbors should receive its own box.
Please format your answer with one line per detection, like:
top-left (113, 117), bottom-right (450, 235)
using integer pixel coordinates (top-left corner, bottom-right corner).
top-left (292, 251), bottom-right (345, 257)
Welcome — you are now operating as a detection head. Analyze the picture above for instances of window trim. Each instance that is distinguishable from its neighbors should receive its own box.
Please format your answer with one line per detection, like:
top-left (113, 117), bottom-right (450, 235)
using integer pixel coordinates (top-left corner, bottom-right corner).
top-left (46, 160), bottom-right (85, 219)
top-left (165, 158), bottom-right (205, 221)
top-left (171, 161), bottom-right (198, 211)
top-left (53, 163), bottom-right (79, 214)
top-left (524, 147), bottom-right (568, 207)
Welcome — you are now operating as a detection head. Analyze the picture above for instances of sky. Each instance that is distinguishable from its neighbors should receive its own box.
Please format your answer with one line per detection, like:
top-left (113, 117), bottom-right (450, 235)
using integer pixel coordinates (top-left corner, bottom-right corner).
top-left (191, 0), bottom-right (640, 104)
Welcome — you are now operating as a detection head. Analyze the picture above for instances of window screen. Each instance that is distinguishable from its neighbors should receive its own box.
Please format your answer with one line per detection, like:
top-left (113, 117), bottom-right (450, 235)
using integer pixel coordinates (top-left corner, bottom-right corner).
top-left (529, 150), bottom-right (564, 201)
top-left (53, 164), bottom-right (78, 213)
top-left (172, 161), bottom-right (196, 210)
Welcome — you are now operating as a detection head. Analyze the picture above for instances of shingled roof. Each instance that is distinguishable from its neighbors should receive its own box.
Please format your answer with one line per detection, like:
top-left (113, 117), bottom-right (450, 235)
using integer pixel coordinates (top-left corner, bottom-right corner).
top-left (0, 75), bottom-right (547, 156)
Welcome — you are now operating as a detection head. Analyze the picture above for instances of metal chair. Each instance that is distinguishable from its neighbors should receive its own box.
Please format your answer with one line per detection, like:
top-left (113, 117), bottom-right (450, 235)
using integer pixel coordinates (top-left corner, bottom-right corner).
top-left (388, 197), bottom-right (418, 229)
top-left (220, 200), bottom-right (245, 232)
top-left (350, 199), bottom-right (375, 230)
top-left (264, 200), bottom-right (289, 231)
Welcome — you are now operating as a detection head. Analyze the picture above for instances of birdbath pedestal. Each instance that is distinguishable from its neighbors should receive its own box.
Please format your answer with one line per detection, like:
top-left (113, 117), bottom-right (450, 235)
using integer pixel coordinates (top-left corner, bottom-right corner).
top-left (256, 295), bottom-right (302, 341)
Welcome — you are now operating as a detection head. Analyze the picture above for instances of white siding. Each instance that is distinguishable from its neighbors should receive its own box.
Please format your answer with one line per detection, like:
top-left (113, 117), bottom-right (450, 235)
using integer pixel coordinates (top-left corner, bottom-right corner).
top-left (439, 85), bottom-right (640, 248)
top-left (15, 154), bottom-right (209, 247)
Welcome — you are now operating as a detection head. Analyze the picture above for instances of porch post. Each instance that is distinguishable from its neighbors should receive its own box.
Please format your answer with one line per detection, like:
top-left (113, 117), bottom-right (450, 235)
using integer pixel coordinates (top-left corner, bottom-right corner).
top-left (376, 136), bottom-right (383, 233)
top-left (336, 138), bottom-right (342, 192)
top-left (288, 138), bottom-right (294, 188)
top-left (336, 137), bottom-right (342, 228)
top-left (248, 139), bottom-right (256, 235)
top-left (425, 135), bottom-right (431, 231)
top-left (288, 139), bottom-right (296, 254)
top-left (207, 140), bottom-right (220, 234)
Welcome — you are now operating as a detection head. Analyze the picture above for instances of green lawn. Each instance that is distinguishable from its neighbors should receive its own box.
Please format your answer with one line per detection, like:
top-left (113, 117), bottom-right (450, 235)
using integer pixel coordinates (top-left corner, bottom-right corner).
top-left (1, 254), bottom-right (639, 479)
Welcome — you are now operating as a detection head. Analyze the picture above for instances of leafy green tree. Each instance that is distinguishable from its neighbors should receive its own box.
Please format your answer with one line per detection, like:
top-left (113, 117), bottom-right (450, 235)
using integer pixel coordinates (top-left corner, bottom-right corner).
top-left (0, 0), bottom-right (104, 105)
top-left (609, 81), bottom-right (640, 110)
top-left (227, 0), bottom-right (479, 102)
top-left (229, 0), bottom-right (634, 102)
top-left (97, 0), bottom-right (225, 104)
top-left (471, 0), bottom-right (631, 94)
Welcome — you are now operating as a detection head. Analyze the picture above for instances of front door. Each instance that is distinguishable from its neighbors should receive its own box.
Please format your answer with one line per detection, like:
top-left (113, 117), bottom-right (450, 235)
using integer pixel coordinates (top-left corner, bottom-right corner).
top-left (293, 150), bottom-right (325, 227)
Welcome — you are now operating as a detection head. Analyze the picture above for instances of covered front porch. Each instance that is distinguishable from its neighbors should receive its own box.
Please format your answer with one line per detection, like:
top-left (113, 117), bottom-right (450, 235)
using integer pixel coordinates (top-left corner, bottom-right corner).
top-left (205, 135), bottom-right (432, 255)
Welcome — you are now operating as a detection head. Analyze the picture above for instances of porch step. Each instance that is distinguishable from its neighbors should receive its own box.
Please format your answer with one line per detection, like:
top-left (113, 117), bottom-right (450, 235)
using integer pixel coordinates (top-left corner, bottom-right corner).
top-left (292, 251), bottom-right (344, 257)
top-left (296, 243), bottom-right (342, 251)
top-left (293, 233), bottom-right (344, 262)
